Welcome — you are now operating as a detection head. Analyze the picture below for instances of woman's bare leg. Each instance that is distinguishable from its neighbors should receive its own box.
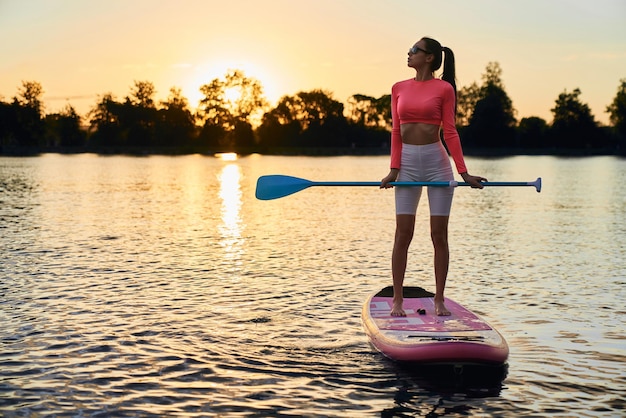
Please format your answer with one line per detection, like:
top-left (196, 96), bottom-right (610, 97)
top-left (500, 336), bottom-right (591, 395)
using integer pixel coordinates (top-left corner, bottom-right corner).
top-left (430, 215), bottom-right (451, 316)
top-left (391, 214), bottom-right (416, 316)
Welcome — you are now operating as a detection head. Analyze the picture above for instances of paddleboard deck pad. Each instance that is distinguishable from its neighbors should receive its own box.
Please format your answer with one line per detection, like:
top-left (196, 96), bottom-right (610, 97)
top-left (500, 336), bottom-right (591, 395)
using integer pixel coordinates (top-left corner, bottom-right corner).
top-left (362, 286), bottom-right (509, 364)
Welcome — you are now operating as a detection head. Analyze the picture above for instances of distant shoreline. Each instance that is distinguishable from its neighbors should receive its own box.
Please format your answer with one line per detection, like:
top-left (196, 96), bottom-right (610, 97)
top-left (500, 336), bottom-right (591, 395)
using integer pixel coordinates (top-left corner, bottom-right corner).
top-left (1, 145), bottom-right (624, 157)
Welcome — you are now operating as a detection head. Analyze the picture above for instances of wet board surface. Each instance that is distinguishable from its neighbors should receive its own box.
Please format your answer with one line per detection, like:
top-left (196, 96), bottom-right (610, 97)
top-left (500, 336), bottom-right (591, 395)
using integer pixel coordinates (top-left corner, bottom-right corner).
top-left (361, 286), bottom-right (509, 364)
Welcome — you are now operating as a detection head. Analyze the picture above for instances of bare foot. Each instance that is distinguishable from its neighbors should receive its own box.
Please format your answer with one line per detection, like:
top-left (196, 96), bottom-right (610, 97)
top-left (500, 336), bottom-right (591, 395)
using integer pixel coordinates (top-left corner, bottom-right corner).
top-left (391, 300), bottom-right (406, 317)
top-left (434, 299), bottom-right (451, 316)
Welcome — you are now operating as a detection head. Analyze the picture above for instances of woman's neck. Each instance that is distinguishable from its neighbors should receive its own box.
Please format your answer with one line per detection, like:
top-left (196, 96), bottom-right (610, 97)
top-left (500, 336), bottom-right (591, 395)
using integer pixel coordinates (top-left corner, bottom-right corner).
top-left (414, 71), bottom-right (434, 82)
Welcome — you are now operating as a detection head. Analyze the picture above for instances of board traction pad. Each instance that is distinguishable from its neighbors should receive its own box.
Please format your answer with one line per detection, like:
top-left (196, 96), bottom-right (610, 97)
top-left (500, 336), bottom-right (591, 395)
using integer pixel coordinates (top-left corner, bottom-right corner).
top-left (369, 286), bottom-right (492, 332)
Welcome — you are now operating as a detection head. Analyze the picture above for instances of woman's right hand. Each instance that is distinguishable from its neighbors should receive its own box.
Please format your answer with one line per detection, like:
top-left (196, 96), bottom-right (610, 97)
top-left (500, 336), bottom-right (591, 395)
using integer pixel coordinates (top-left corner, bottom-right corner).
top-left (460, 172), bottom-right (487, 189)
top-left (380, 169), bottom-right (399, 188)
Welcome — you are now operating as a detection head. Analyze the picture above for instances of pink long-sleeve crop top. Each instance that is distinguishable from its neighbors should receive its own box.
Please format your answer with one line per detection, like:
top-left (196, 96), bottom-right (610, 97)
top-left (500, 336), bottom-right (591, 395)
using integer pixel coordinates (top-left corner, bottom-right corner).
top-left (390, 78), bottom-right (467, 174)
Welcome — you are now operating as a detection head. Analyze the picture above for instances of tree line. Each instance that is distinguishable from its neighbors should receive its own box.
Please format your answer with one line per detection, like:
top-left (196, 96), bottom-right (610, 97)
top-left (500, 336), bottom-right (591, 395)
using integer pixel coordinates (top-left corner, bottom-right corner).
top-left (1, 64), bottom-right (625, 155)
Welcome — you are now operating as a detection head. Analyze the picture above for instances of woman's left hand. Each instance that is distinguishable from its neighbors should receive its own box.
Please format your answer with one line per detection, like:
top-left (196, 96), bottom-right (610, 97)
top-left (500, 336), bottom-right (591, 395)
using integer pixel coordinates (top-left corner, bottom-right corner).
top-left (461, 172), bottom-right (487, 189)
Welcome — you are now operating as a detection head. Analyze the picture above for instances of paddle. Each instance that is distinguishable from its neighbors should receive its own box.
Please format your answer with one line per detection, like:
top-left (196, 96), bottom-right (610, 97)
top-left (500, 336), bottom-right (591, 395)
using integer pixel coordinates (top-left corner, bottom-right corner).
top-left (255, 175), bottom-right (542, 200)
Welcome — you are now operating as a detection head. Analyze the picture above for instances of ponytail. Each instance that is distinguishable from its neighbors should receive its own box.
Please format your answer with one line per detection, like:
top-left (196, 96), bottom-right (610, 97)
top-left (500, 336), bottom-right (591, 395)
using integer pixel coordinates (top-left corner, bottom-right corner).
top-left (441, 46), bottom-right (456, 97)
top-left (422, 37), bottom-right (457, 109)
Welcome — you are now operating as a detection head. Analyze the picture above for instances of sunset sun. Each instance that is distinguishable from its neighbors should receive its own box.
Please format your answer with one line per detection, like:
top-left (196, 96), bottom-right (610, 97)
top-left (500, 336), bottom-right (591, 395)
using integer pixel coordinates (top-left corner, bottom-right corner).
top-left (180, 59), bottom-right (281, 111)
top-left (223, 86), bottom-right (241, 106)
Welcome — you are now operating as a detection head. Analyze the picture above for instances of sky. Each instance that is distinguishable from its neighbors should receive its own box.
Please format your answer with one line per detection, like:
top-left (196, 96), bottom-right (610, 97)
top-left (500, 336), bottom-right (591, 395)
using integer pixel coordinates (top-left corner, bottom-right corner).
top-left (1, 0), bottom-right (625, 125)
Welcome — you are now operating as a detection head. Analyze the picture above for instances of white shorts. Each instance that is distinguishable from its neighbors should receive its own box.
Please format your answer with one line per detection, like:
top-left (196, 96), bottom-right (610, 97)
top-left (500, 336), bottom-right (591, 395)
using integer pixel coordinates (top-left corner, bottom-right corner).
top-left (395, 142), bottom-right (454, 216)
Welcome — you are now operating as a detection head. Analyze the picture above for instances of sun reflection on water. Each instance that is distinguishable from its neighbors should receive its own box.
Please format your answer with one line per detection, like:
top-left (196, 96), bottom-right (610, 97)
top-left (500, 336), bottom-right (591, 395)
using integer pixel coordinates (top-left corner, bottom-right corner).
top-left (218, 163), bottom-right (243, 263)
top-left (215, 152), bottom-right (238, 162)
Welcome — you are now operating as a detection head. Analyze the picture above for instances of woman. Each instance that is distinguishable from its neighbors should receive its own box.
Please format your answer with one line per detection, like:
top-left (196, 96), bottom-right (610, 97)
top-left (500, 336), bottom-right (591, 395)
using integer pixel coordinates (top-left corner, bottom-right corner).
top-left (380, 37), bottom-right (486, 317)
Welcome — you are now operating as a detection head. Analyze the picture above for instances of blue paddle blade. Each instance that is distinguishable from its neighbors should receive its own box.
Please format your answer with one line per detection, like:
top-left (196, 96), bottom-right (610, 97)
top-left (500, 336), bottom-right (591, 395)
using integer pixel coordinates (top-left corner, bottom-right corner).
top-left (255, 175), bottom-right (313, 200)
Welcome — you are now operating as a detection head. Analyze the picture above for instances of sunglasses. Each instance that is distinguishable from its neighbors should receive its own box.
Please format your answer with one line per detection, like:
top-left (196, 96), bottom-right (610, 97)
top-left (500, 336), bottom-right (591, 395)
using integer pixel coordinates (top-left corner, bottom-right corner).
top-left (409, 45), bottom-right (431, 55)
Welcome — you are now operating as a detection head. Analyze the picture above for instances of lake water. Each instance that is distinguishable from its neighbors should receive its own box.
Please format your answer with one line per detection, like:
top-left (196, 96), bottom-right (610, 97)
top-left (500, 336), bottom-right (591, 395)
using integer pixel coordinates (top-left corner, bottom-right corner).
top-left (1, 153), bottom-right (624, 417)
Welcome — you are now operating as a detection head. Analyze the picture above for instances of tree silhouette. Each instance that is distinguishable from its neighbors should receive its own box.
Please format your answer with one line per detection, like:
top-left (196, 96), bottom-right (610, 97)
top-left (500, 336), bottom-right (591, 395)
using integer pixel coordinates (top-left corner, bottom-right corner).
top-left (88, 93), bottom-right (123, 146)
top-left (456, 82), bottom-right (480, 127)
top-left (517, 117), bottom-right (548, 149)
top-left (16, 81), bottom-right (45, 114)
top-left (606, 78), bottom-right (626, 143)
top-left (0, 100), bottom-right (18, 151)
top-left (257, 90), bottom-right (348, 148)
top-left (128, 81), bottom-right (156, 107)
top-left (196, 70), bottom-right (268, 150)
top-left (345, 94), bottom-right (391, 147)
top-left (45, 104), bottom-right (85, 147)
top-left (156, 87), bottom-right (196, 147)
top-left (346, 94), bottom-right (391, 129)
top-left (256, 101), bottom-right (300, 148)
top-left (122, 81), bottom-right (158, 146)
top-left (464, 62), bottom-right (517, 147)
top-left (550, 88), bottom-right (603, 148)
top-left (11, 81), bottom-right (46, 147)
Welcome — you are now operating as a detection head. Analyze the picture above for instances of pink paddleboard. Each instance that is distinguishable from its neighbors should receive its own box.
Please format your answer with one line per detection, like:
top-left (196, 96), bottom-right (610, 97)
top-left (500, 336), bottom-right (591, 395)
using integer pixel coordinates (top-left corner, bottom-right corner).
top-left (362, 286), bottom-right (509, 364)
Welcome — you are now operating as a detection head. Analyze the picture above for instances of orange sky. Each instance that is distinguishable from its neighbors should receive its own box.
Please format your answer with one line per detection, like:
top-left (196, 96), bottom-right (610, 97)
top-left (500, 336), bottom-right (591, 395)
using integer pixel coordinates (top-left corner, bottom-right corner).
top-left (1, 0), bottom-right (624, 124)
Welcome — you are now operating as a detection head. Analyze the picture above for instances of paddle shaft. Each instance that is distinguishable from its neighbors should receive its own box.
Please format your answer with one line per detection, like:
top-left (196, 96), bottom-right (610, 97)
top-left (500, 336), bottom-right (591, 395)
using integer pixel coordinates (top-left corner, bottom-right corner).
top-left (311, 181), bottom-right (451, 187)
top-left (311, 180), bottom-right (538, 188)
